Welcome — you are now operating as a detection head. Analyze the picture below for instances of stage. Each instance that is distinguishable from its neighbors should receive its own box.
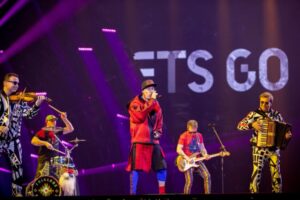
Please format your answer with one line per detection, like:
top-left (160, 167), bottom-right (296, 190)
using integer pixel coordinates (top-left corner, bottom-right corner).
top-left (1, 0), bottom-right (300, 197)
top-left (1, 193), bottom-right (299, 200)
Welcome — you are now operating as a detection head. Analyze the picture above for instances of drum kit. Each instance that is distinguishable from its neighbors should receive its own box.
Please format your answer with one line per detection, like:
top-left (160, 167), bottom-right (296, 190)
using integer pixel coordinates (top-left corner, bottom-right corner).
top-left (26, 135), bottom-right (86, 197)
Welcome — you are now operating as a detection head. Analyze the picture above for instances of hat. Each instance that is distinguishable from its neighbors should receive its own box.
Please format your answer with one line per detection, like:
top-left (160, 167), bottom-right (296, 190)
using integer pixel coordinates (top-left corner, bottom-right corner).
top-left (45, 115), bottom-right (58, 121)
top-left (141, 79), bottom-right (157, 90)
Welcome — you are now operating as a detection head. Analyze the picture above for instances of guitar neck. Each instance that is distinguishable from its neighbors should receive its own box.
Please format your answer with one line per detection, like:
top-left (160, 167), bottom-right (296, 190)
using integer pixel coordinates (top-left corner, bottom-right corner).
top-left (194, 152), bottom-right (221, 162)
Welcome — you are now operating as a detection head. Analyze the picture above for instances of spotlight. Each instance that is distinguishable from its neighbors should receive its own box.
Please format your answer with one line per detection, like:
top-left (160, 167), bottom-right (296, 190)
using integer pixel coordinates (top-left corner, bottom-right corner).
top-left (101, 28), bottom-right (116, 33)
top-left (78, 47), bottom-right (93, 51)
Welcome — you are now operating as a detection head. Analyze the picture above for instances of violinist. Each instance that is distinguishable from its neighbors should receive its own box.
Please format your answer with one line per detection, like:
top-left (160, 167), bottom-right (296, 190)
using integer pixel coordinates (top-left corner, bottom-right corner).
top-left (0, 73), bottom-right (46, 197)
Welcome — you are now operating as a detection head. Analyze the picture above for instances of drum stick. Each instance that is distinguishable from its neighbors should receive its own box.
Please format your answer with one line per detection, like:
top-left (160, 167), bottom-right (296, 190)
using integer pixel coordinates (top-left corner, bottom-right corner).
top-left (48, 104), bottom-right (64, 114)
top-left (52, 148), bottom-right (66, 155)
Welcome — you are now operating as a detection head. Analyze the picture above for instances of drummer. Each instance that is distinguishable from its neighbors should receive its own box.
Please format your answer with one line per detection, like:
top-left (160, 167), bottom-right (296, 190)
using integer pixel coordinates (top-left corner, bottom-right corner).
top-left (31, 112), bottom-right (74, 178)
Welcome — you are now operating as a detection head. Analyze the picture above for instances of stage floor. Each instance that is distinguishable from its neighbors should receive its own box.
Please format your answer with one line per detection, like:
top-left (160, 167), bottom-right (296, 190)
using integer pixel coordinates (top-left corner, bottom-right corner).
top-left (1, 193), bottom-right (298, 200)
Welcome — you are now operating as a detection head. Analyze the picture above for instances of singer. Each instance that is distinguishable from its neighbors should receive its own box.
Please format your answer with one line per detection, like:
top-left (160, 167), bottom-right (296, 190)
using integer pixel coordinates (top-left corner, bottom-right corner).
top-left (126, 79), bottom-right (167, 195)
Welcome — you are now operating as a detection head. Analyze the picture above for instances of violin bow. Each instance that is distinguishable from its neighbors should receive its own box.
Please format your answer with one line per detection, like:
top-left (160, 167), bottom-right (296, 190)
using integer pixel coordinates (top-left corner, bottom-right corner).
top-left (17, 87), bottom-right (27, 104)
top-left (48, 104), bottom-right (64, 114)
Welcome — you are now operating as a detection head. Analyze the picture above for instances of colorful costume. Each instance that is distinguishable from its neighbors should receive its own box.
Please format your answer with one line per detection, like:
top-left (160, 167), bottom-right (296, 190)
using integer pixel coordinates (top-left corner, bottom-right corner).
top-left (34, 129), bottom-right (63, 178)
top-left (0, 91), bottom-right (39, 196)
top-left (177, 131), bottom-right (211, 194)
top-left (126, 95), bottom-right (167, 194)
top-left (237, 108), bottom-right (285, 193)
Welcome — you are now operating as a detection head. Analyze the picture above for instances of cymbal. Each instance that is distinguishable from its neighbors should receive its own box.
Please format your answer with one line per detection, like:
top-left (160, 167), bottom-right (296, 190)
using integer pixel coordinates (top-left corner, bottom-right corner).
top-left (69, 137), bottom-right (86, 143)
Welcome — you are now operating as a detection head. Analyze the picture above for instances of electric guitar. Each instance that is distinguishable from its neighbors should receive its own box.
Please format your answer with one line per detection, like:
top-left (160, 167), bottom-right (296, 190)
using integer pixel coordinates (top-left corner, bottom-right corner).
top-left (175, 151), bottom-right (230, 172)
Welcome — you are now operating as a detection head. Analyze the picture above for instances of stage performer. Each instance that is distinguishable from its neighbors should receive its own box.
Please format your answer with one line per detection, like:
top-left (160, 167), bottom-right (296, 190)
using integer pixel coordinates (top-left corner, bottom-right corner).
top-left (126, 79), bottom-right (167, 195)
top-left (0, 73), bottom-right (46, 196)
top-left (176, 119), bottom-right (211, 194)
top-left (237, 91), bottom-right (292, 193)
top-left (31, 113), bottom-right (75, 196)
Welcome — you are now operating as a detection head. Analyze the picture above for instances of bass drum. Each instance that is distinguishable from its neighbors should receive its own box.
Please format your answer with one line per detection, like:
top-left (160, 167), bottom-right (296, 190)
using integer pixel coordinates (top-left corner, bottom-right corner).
top-left (26, 176), bottom-right (61, 196)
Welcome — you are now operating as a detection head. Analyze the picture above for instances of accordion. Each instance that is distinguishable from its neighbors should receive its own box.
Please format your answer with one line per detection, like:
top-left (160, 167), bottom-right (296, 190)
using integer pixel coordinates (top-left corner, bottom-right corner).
top-left (256, 118), bottom-right (292, 149)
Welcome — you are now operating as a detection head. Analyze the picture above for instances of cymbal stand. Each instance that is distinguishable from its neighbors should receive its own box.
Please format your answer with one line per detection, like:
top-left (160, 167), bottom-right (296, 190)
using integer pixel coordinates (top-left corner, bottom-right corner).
top-left (54, 134), bottom-right (68, 153)
top-left (54, 134), bottom-right (78, 161)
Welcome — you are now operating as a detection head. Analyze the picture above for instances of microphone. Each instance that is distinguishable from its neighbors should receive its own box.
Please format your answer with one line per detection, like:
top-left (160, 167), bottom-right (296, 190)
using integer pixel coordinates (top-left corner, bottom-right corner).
top-left (208, 123), bottom-right (216, 127)
top-left (151, 92), bottom-right (162, 99)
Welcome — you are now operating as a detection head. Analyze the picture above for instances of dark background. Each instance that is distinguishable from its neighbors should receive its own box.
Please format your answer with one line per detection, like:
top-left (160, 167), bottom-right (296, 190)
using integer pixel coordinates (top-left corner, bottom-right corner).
top-left (0, 0), bottom-right (299, 196)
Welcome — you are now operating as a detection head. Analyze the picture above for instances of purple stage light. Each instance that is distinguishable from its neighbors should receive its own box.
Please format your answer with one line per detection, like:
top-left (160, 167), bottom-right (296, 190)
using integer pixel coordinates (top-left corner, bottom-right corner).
top-left (77, 151), bottom-right (179, 177)
top-left (101, 28), bottom-right (117, 33)
top-left (78, 161), bottom-right (127, 176)
top-left (0, 167), bottom-right (11, 173)
top-left (102, 29), bottom-right (141, 95)
top-left (30, 154), bottom-right (38, 159)
top-left (0, 0), bottom-right (91, 64)
top-left (79, 49), bottom-right (130, 159)
top-left (0, 0), bottom-right (8, 8)
top-left (0, 0), bottom-right (29, 27)
top-left (116, 113), bottom-right (129, 120)
top-left (0, 50), bottom-right (3, 54)
top-left (78, 47), bottom-right (93, 51)
top-left (62, 140), bottom-right (73, 147)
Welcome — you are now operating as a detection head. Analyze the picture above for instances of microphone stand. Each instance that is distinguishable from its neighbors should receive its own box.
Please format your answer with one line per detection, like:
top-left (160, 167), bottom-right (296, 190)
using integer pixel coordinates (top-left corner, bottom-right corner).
top-left (209, 124), bottom-right (227, 194)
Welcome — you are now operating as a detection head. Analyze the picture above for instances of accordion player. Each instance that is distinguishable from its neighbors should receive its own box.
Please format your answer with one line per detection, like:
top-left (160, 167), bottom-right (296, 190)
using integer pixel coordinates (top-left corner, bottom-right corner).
top-left (256, 118), bottom-right (292, 149)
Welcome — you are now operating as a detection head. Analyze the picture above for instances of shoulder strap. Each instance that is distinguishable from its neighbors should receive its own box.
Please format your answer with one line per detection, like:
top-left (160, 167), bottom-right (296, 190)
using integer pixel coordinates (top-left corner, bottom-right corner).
top-left (254, 109), bottom-right (268, 118)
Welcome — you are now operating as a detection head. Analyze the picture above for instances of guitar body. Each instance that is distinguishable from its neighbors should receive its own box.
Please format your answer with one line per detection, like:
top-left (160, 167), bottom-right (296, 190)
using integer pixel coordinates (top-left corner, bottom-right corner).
top-left (175, 151), bottom-right (230, 172)
top-left (175, 155), bottom-right (200, 172)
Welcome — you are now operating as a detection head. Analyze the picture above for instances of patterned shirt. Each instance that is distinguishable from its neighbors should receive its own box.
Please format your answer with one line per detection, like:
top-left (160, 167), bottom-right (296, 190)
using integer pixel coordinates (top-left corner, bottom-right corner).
top-left (178, 131), bottom-right (204, 156)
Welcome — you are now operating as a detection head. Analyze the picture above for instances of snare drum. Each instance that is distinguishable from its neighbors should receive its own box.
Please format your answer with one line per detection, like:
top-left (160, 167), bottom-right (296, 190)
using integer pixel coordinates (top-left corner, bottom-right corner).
top-left (51, 156), bottom-right (75, 168)
top-left (26, 176), bottom-right (61, 196)
top-left (51, 156), bottom-right (77, 178)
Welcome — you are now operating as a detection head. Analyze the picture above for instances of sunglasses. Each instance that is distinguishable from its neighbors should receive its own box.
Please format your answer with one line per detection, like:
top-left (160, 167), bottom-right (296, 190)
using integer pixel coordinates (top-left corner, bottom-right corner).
top-left (189, 131), bottom-right (197, 133)
top-left (260, 101), bottom-right (270, 105)
top-left (7, 80), bottom-right (19, 85)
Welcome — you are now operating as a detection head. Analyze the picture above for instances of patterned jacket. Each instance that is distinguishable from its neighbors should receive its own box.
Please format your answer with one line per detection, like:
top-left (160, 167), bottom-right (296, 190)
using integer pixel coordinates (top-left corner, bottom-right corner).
top-left (237, 108), bottom-right (284, 146)
top-left (7, 101), bottom-right (40, 141)
top-left (128, 95), bottom-right (163, 144)
top-left (0, 91), bottom-right (11, 128)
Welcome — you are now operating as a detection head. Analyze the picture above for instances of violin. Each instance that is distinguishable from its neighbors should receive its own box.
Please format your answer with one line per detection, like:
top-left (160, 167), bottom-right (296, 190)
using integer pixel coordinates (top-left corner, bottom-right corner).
top-left (9, 92), bottom-right (52, 103)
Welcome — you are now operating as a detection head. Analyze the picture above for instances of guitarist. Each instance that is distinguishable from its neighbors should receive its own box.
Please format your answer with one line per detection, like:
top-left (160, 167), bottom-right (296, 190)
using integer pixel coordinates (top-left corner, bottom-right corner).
top-left (176, 120), bottom-right (211, 194)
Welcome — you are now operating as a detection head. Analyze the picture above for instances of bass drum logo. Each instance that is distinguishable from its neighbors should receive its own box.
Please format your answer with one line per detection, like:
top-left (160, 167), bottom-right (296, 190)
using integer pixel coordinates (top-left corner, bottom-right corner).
top-left (31, 176), bottom-right (61, 196)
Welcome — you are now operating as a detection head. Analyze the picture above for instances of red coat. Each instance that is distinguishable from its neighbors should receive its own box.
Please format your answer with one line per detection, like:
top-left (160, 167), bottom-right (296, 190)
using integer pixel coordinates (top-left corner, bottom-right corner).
top-left (128, 95), bottom-right (163, 144)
